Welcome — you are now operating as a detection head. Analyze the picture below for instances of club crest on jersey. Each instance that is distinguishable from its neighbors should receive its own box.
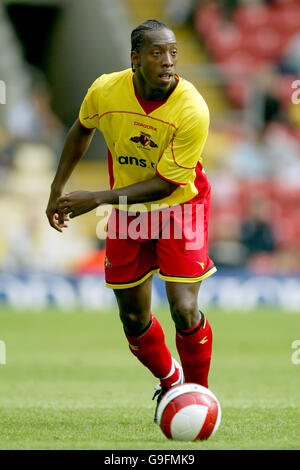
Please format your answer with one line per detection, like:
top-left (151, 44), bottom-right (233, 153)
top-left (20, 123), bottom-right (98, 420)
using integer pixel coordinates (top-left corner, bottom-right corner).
top-left (130, 131), bottom-right (158, 149)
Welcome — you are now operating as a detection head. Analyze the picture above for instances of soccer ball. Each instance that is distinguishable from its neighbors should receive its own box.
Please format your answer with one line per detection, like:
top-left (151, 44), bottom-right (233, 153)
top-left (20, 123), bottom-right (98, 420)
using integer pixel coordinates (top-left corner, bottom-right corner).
top-left (156, 383), bottom-right (221, 441)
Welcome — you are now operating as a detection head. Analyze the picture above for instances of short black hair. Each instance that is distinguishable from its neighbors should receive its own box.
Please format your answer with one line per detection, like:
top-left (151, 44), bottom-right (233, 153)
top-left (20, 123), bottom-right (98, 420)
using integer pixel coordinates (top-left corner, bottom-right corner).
top-left (131, 19), bottom-right (170, 53)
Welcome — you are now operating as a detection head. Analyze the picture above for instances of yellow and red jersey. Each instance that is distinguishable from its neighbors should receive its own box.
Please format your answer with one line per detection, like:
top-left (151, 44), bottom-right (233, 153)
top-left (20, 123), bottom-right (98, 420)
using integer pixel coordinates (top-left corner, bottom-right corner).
top-left (79, 68), bottom-right (210, 211)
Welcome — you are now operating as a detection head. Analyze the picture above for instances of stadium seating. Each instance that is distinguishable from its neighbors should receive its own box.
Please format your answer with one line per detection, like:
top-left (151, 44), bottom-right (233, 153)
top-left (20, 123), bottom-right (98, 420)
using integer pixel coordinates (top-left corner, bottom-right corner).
top-left (210, 177), bottom-right (300, 249)
top-left (195, 0), bottom-right (300, 108)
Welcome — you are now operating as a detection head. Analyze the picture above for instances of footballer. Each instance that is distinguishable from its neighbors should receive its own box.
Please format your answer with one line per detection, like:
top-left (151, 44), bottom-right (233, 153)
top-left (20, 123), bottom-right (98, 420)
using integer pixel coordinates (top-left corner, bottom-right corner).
top-left (46, 19), bottom-right (217, 421)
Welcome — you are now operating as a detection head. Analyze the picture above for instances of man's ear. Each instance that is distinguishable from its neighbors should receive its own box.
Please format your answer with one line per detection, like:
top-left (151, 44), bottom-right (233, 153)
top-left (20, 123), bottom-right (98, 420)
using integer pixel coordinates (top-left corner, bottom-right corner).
top-left (131, 51), bottom-right (140, 72)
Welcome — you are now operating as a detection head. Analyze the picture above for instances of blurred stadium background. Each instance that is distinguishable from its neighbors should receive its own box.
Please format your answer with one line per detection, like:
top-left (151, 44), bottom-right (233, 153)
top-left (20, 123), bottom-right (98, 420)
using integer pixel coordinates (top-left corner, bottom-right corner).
top-left (0, 0), bottom-right (300, 312)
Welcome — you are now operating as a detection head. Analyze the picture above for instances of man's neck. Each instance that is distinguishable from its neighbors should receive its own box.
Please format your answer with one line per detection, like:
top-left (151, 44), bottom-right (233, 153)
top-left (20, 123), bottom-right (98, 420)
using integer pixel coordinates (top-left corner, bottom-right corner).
top-left (133, 73), bottom-right (177, 101)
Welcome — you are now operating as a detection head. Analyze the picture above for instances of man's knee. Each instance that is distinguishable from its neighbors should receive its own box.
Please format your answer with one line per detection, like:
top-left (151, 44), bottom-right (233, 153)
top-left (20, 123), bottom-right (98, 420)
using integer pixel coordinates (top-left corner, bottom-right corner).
top-left (169, 298), bottom-right (200, 330)
top-left (166, 281), bottom-right (202, 330)
top-left (119, 306), bottom-right (150, 335)
top-left (114, 278), bottom-right (152, 335)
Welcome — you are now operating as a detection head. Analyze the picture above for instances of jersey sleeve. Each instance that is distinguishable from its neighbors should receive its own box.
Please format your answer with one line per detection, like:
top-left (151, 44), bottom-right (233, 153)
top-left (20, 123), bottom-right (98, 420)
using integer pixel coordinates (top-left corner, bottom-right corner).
top-left (78, 77), bottom-right (103, 129)
top-left (156, 101), bottom-right (209, 186)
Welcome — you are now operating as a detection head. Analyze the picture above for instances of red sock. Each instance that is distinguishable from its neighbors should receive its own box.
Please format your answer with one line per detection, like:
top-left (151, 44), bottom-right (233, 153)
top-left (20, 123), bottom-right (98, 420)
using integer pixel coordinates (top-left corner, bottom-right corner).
top-left (176, 313), bottom-right (212, 388)
top-left (124, 314), bottom-right (178, 387)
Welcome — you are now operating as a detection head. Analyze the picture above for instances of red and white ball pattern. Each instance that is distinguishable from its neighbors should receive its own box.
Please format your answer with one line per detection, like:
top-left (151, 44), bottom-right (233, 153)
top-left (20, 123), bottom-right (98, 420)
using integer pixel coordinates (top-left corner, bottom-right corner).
top-left (156, 383), bottom-right (221, 441)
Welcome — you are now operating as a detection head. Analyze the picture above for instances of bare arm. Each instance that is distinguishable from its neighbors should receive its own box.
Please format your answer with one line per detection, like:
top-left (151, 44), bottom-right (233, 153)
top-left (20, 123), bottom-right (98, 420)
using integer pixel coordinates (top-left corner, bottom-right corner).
top-left (96, 175), bottom-right (176, 205)
top-left (51, 120), bottom-right (95, 192)
top-left (57, 175), bottom-right (177, 220)
top-left (46, 120), bottom-right (95, 231)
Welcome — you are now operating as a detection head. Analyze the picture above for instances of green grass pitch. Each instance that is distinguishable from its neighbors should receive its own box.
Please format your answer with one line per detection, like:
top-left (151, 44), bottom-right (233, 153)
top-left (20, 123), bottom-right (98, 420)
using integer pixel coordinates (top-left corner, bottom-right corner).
top-left (0, 306), bottom-right (299, 450)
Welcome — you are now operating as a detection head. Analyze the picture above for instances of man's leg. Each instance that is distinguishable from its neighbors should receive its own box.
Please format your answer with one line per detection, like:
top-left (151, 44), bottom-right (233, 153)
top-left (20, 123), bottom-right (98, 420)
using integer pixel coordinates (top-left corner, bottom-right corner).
top-left (166, 281), bottom-right (213, 388)
top-left (113, 276), bottom-right (181, 389)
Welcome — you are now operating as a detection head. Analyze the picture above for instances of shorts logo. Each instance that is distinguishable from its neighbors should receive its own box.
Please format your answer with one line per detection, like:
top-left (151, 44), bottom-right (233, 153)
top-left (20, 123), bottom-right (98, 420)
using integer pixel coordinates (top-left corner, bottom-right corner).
top-left (105, 256), bottom-right (112, 269)
top-left (199, 336), bottom-right (208, 345)
top-left (130, 131), bottom-right (158, 149)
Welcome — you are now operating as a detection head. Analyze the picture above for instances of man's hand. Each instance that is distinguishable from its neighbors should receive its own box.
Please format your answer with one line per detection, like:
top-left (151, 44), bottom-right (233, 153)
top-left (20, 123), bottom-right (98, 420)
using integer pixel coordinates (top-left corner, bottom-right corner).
top-left (57, 190), bottom-right (99, 219)
top-left (46, 189), bottom-right (69, 232)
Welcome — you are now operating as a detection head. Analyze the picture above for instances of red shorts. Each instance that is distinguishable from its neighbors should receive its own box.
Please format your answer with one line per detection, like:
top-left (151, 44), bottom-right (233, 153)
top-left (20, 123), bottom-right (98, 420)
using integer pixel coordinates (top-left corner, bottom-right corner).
top-left (105, 188), bottom-right (216, 289)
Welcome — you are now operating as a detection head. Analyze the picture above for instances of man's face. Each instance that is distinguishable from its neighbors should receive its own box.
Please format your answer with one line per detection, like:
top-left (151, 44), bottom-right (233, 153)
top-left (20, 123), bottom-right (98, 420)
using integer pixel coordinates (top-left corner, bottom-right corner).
top-left (131, 28), bottom-right (178, 91)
